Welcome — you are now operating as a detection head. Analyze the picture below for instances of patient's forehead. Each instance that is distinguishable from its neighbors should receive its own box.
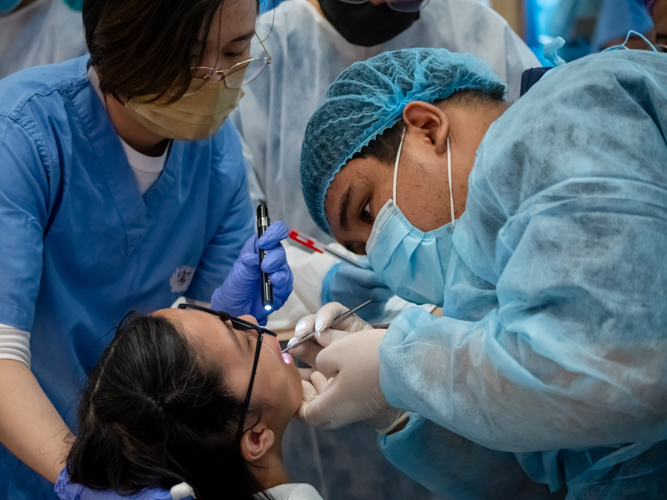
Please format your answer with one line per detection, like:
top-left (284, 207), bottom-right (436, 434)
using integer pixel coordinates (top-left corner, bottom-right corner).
top-left (153, 308), bottom-right (251, 396)
top-left (152, 308), bottom-right (238, 358)
top-left (154, 307), bottom-right (219, 329)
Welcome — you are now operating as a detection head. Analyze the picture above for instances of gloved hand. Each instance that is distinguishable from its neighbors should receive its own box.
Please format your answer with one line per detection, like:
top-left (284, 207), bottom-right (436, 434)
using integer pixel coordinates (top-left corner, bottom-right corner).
top-left (296, 328), bottom-right (390, 429)
top-left (211, 221), bottom-right (293, 325)
top-left (300, 369), bottom-right (407, 434)
top-left (321, 259), bottom-right (393, 323)
top-left (55, 468), bottom-right (194, 500)
top-left (287, 302), bottom-right (372, 369)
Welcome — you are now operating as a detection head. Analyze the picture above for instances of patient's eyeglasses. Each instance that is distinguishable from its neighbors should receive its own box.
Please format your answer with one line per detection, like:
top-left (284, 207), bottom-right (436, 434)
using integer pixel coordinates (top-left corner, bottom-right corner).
top-left (177, 303), bottom-right (277, 434)
top-left (338, 0), bottom-right (429, 13)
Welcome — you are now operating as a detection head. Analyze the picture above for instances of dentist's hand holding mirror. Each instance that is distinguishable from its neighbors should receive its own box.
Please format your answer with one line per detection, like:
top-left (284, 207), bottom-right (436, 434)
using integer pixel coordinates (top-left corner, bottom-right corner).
top-left (288, 303), bottom-right (406, 432)
top-left (287, 302), bottom-right (373, 368)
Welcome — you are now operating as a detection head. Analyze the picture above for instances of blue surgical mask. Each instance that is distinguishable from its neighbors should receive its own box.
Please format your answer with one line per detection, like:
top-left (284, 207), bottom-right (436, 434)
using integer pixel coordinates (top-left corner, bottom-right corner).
top-left (365, 130), bottom-right (456, 306)
top-left (0, 0), bottom-right (22, 15)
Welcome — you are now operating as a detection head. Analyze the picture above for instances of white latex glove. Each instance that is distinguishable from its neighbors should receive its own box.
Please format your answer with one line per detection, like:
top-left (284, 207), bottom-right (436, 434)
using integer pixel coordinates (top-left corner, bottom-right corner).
top-left (296, 329), bottom-right (391, 429)
top-left (300, 371), bottom-right (330, 407)
top-left (288, 302), bottom-right (372, 368)
top-left (300, 370), bottom-right (408, 433)
top-left (367, 407), bottom-right (409, 435)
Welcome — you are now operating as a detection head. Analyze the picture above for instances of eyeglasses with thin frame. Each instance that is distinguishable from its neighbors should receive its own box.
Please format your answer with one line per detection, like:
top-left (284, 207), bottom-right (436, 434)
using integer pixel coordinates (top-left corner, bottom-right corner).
top-left (187, 33), bottom-right (272, 96)
top-left (338, 0), bottom-right (429, 13)
top-left (176, 303), bottom-right (277, 434)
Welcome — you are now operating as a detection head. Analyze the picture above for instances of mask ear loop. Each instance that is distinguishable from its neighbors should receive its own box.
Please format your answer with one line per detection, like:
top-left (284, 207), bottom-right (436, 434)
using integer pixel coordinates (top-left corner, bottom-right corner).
top-left (447, 138), bottom-right (455, 226)
top-left (393, 128), bottom-right (406, 206)
top-left (603, 30), bottom-right (658, 52)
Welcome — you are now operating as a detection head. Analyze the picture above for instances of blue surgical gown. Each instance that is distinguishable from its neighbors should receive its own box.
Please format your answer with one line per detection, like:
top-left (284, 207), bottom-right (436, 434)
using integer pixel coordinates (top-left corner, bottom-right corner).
top-left (0, 57), bottom-right (254, 499)
top-left (378, 50), bottom-right (667, 498)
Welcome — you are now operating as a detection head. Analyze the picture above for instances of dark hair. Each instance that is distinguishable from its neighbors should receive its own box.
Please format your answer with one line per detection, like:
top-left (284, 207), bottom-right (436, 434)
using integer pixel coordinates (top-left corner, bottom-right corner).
top-left (82, 0), bottom-right (253, 103)
top-left (67, 314), bottom-right (268, 500)
top-left (353, 88), bottom-right (506, 165)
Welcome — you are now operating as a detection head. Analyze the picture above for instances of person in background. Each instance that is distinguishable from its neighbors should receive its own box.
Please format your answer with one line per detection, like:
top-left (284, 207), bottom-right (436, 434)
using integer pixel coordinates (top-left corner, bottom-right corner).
top-left (646, 0), bottom-right (667, 49)
top-left (295, 46), bottom-right (667, 498)
top-left (56, 307), bottom-right (320, 500)
top-left (0, 0), bottom-right (292, 497)
top-left (0, 0), bottom-right (87, 79)
top-left (547, 0), bottom-right (654, 59)
top-left (232, 0), bottom-right (539, 324)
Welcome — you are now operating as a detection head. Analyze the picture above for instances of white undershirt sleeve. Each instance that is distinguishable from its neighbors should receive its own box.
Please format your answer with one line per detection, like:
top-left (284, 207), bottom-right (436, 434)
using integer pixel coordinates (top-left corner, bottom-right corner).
top-left (0, 324), bottom-right (31, 368)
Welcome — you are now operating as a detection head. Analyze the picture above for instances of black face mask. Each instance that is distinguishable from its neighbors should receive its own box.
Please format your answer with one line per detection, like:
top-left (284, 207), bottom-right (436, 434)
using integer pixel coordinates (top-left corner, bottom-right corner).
top-left (319, 0), bottom-right (420, 47)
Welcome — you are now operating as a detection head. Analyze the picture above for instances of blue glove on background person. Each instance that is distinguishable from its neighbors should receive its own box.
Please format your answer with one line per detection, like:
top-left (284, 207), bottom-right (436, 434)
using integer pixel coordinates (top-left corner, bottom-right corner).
top-left (55, 468), bottom-right (195, 500)
top-left (211, 221), bottom-right (293, 325)
top-left (321, 259), bottom-right (393, 322)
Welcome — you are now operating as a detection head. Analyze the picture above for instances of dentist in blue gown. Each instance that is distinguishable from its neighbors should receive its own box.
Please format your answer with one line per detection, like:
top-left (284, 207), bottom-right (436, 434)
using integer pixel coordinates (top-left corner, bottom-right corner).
top-left (0, 0), bottom-right (292, 498)
top-left (293, 47), bottom-right (667, 498)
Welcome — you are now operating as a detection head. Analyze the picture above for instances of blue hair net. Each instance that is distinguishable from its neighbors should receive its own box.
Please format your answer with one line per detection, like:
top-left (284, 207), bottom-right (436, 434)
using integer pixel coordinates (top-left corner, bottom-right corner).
top-left (300, 48), bottom-right (506, 235)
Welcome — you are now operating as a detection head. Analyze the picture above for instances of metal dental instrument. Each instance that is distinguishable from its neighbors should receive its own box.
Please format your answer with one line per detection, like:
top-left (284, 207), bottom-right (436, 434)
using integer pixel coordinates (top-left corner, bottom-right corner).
top-left (281, 299), bottom-right (372, 353)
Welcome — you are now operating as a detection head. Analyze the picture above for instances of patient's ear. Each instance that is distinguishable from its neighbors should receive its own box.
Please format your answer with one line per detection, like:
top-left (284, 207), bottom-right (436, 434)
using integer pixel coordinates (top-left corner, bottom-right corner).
top-left (241, 421), bottom-right (275, 463)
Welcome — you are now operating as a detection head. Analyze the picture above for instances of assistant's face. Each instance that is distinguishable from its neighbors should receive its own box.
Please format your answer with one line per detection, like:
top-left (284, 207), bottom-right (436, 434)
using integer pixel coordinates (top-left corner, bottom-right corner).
top-left (324, 133), bottom-right (454, 255)
top-left (197, 0), bottom-right (258, 74)
top-left (155, 308), bottom-right (303, 427)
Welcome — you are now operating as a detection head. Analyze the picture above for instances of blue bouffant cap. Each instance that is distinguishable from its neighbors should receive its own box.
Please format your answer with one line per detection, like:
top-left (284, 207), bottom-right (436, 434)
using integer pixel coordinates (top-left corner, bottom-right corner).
top-left (300, 48), bottom-right (506, 235)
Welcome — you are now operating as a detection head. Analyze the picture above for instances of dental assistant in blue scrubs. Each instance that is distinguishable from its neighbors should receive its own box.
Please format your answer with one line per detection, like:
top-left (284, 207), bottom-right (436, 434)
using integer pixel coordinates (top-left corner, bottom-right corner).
top-left (0, 0), bottom-right (292, 498)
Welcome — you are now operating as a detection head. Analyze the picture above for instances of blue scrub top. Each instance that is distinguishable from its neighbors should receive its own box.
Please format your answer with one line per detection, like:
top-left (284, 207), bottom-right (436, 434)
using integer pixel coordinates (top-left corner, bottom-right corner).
top-left (0, 57), bottom-right (254, 499)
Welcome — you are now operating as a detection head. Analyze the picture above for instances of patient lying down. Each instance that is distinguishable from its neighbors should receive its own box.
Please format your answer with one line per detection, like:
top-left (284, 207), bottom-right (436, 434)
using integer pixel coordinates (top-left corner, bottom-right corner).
top-left (59, 307), bottom-right (322, 500)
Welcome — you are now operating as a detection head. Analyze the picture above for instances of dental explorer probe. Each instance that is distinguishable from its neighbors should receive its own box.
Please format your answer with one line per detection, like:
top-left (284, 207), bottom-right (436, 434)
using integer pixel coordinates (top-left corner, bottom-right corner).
top-left (281, 299), bottom-right (372, 353)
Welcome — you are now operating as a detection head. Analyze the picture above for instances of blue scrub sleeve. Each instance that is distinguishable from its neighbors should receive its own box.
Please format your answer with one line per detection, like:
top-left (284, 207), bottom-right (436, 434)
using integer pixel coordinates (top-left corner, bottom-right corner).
top-left (186, 125), bottom-right (255, 303)
top-left (0, 117), bottom-right (52, 332)
top-left (380, 185), bottom-right (667, 453)
top-left (379, 413), bottom-right (553, 499)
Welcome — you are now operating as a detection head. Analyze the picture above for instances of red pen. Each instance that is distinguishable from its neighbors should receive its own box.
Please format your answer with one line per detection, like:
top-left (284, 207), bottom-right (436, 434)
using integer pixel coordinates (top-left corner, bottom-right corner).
top-left (289, 230), bottom-right (364, 269)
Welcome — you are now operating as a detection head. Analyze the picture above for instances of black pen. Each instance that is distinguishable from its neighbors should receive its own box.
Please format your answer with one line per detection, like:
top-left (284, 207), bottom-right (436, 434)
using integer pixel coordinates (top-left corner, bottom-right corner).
top-left (257, 204), bottom-right (273, 312)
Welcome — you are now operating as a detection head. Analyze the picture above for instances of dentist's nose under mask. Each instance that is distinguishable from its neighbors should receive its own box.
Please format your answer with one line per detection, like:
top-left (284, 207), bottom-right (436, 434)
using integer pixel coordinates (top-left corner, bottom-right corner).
top-left (125, 77), bottom-right (245, 141)
top-left (365, 130), bottom-right (456, 306)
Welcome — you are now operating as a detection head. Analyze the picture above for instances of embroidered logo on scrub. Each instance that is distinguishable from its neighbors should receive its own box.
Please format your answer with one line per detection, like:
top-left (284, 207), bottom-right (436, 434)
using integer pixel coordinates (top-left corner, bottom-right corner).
top-left (170, 266), bottom-right (195, 293)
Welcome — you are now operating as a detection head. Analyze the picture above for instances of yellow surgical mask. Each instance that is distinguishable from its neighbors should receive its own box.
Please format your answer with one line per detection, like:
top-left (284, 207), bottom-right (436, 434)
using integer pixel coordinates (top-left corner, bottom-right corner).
top-left (125, 78), bottom-right (245, 141)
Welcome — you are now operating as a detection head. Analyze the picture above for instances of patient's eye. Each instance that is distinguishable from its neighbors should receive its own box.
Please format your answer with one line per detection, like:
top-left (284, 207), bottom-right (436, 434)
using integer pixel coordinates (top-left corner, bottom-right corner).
top-left (360, 201), bottom-right (372, 225)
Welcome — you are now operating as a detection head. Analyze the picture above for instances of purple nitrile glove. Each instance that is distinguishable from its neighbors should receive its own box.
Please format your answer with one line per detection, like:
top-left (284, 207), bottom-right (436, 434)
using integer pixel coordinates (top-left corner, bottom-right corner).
top-left (54, 468), bottom-right (194, 500)
top-left (211, 221), bottom-right (293, 325)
